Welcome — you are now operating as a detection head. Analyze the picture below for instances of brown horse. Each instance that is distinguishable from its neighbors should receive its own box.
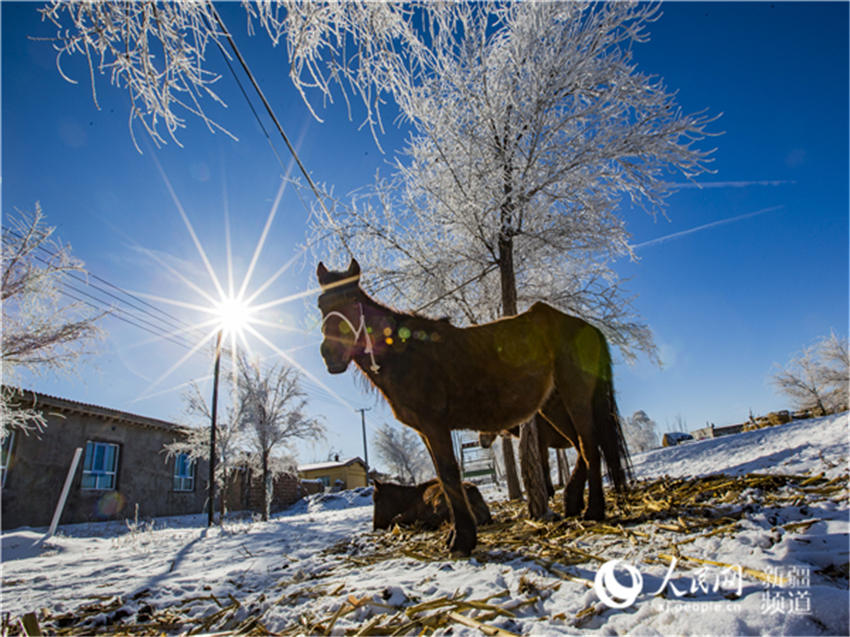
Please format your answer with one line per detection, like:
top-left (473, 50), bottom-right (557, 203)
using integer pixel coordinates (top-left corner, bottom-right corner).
top-left (480, 394), bottom-right (575, 500)
top-left (317, 259), bottom-right (631, 555)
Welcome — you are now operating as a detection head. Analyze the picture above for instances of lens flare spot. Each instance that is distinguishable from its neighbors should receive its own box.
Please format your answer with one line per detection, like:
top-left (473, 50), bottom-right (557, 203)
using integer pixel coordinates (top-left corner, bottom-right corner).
top-left (96, 491), bottom-right (126, 518)
top-left (383, 327), bottom-right (392, 337)
top-left (398, 327), bottom-right (411, 341)
top-left (385, 337), bottom-right (394, 345)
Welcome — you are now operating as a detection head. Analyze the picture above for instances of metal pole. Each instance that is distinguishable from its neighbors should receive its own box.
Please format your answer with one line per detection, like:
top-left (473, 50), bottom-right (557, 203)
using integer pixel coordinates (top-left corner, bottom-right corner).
top-left (45, 447), bottom-right (82, 540)
top-left (357, 407), bottom-right (371, 482)
top-left (208, 330), bottom-right (223, 527)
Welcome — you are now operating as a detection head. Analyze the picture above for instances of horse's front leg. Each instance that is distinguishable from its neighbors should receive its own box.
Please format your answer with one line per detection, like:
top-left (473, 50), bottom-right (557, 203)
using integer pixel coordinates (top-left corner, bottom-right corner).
top-left (421, 429), bottom-right (477, 556)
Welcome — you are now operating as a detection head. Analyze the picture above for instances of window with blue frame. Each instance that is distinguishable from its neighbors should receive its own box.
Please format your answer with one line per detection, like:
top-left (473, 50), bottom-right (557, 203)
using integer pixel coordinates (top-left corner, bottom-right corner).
top-left (173, 453), bottom-right (195, 492)
top-left (81, 441), bottom-right (119, 490)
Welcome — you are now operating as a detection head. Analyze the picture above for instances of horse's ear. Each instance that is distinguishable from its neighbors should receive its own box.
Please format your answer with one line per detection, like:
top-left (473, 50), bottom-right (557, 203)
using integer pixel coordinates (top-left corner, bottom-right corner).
top-left (347, 258), bottom-right (361, 279)
top-left (317, 261), bottom-right (329, 285)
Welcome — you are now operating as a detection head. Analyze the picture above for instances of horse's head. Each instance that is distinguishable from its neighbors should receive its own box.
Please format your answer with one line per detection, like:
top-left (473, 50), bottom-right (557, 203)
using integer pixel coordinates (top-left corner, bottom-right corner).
top-left (316, 258), bottom-right (366, 374)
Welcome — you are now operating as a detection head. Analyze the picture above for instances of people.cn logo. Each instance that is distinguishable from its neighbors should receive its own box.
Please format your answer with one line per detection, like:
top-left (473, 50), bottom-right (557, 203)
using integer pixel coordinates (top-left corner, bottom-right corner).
top-left (593, 559), bottom-right (644, 609)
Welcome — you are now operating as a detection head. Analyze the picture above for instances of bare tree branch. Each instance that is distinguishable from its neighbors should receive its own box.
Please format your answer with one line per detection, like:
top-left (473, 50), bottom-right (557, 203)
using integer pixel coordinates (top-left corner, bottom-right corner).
top-left (2, 204), bottom-right (106, 439)
top-left (372, 421), bottom-right (432, 484)
top-left (771, 333), bottom-right (849, 415)
top-left (238, 355), bottom-right (325, 520)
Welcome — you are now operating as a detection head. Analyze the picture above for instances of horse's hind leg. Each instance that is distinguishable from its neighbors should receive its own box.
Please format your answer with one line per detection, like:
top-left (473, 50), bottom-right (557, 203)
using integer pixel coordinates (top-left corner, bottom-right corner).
top-left (420, 429), bottom-right (477, 555)
top-left (555, 374), bottom-right (605, 521)
top-left (537, 427), bottom-right (555, 499)
top-left (564, 455), bottom-right (587, 516)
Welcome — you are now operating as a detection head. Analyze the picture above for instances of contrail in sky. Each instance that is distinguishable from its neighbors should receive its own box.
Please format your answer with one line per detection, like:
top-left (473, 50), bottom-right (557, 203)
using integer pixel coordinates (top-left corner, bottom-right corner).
top-left (668, 180), bottom-right (795, 189)
top-left (631, 205), bottom-right (785, 250)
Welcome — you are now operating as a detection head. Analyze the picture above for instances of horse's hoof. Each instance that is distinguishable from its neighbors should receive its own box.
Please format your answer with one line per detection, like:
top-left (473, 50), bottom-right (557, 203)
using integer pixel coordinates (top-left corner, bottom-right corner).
top-left (448, 527), bottom-right (476, 556)
top-left (564, 500), bottom-right (583, 516)
top-left (449, 537), bottom-right (475, 557)
top-left (582, 508), bottom-right (605, 522)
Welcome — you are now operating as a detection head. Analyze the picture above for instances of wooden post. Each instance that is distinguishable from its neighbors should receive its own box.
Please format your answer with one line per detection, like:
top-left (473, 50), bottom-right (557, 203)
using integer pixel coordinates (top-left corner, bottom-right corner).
top-left (556, 448), bottom-right (570, 487)
top-left (45, 447), bottom-right (82, 540)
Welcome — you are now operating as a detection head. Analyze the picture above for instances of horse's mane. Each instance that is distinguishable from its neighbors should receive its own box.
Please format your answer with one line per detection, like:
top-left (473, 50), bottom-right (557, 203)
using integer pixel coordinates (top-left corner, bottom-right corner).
top-left (351, 285), bottom-right (452, 398)
top-left (359, 285), bottom-right (452, 325)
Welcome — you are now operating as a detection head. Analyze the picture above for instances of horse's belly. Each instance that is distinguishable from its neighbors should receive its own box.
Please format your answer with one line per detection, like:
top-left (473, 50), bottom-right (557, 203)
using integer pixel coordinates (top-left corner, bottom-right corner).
top-left (444, 371), bottom-right (552, 432)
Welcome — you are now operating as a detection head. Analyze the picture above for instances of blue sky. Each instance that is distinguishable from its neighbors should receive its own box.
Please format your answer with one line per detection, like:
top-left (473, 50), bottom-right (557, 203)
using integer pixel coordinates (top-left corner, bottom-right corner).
top-left (3, 2), bottom-right (848, 466)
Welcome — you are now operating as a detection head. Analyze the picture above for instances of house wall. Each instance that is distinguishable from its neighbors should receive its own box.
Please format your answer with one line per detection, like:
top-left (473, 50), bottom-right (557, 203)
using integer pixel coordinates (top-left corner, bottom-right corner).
top-left (2, 407), bottom-right (209, 530)
top-left (224, 468), bottom-right (305, 513)
top-left (299, 463), bottom-right (367, 489)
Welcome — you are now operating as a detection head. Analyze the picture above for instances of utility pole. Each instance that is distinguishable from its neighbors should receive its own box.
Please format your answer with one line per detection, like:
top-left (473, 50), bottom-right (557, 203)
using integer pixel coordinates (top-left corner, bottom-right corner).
top-left (208, 330), bottom-right (223, 527)
top-left (356, 407), bottom-right (371, 482)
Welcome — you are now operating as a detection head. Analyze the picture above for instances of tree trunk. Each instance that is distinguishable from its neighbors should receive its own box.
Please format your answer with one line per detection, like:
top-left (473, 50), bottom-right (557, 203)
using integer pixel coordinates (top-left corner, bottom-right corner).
top-left (262, 450), bottom-right (270, 522)
top-left (519, 418), bottom-right (551, 519)
top-left (497, 231), bottom-right (523, 500)
top-left (497, 227), bottom-right (548, 516)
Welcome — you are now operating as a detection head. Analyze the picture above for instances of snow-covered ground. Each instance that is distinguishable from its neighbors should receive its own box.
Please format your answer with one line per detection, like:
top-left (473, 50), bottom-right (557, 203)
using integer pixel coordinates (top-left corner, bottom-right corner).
top-left (2, 413), bottom-right (848, 635)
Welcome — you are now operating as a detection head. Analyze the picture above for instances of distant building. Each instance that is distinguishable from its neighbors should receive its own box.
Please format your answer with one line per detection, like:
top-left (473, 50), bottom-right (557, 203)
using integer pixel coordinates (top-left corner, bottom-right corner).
top-left (690, 422), bottom-right (751, 441)
top-left (1, 389), bottom-right (305, 530)
top-left (661, 431), bottom-right (694, 447)
top-left (298, 457), bottom-right (368, 490)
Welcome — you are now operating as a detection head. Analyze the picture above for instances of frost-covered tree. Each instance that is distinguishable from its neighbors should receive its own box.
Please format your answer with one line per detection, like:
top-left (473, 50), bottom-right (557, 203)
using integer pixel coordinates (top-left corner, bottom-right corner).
top-left (164, 379), bottom-right (246, 521)
top-left (301, 2), bottom-right (714, 515)
top-left (238, 358), bottom-right (324, 521)
top-left (624, 410), bottom-right (659, 453)
top-left (771, 333), bottom-right (849, 416)
top-left (2, 204), bottom-right (105, 440)
top-left (373, 421), bottom-right (432, 485)
top-left (300, 2), bottom-right (714, 355)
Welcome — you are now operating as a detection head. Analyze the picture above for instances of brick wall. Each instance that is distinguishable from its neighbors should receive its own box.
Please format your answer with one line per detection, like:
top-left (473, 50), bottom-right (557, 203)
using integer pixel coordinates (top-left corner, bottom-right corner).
top-left (224, 468), bottom-right (305, 514)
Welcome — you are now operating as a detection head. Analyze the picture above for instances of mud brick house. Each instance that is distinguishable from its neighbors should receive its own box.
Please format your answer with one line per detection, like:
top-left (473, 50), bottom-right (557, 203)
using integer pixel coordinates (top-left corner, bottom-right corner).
top-left (1, 389), bottom-right (306, 530)
top-left (298, 457), bottom-right (368, 490)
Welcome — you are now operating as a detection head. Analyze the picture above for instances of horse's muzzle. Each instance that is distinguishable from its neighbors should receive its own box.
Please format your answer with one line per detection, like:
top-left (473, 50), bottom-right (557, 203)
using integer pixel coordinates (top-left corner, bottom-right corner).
top-left (324, 360), bottom-right (349, 374)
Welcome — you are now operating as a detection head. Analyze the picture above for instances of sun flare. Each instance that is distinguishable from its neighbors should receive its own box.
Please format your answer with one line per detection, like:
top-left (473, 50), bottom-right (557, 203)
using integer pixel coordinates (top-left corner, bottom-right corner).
top-left (213, 296), bottom-right (254, 337)
top-left (130, 159), bottom-right (352, 410)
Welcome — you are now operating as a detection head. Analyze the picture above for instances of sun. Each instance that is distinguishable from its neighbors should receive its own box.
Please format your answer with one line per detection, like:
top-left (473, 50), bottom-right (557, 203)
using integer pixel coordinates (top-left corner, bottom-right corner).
top-left (129, 165), bottom-right (353, 410)
top-left (213, 296), bottom-right (255, 338)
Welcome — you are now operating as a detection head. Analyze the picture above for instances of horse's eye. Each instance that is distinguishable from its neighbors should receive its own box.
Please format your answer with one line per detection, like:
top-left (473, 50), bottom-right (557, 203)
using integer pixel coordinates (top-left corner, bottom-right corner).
top-left (339, 322), bottom-right (351, 335)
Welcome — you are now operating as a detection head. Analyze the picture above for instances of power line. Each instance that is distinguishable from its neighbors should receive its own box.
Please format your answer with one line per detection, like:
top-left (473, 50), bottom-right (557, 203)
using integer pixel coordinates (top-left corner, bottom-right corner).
top-left (3, 226), bottom-right (202, 350)
top-left (3, 228), bottom-right (354, 407)
top-left (3, 226), bottom-right (191, 334)
top-left (206, 2), bottom-right (335, 222)
top-left (203, 6), bottom-right (495, 312)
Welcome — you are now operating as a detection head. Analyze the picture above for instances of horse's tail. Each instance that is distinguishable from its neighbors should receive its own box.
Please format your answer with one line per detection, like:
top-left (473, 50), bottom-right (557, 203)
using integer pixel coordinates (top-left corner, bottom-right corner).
top-left (594, 353), bottom-right (633, 493)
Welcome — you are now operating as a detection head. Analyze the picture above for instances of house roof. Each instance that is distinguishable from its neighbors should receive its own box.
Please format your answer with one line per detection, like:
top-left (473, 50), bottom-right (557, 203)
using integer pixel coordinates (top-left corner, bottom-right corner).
top-left (5, 386), bottom-right (190, 435)
top-left (298, 457), bottom-right (366, 473)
